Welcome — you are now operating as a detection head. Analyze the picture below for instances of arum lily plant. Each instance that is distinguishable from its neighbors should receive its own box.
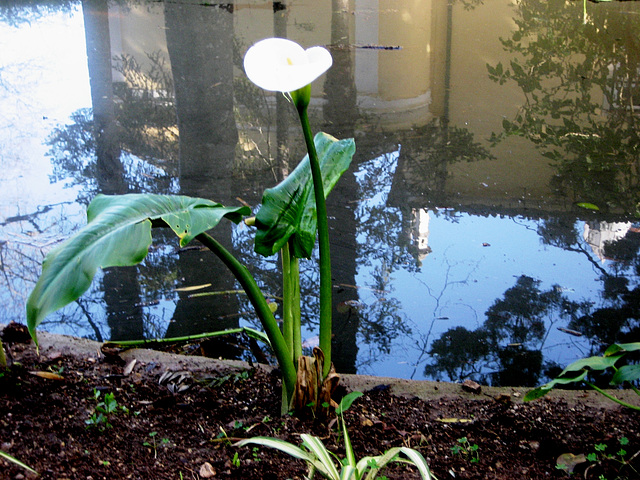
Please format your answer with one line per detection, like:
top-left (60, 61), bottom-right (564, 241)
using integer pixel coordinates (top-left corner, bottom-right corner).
top-left (25, 38), bottom-right (355, 415)
top-left (245, 37), bottom-right (335, 380)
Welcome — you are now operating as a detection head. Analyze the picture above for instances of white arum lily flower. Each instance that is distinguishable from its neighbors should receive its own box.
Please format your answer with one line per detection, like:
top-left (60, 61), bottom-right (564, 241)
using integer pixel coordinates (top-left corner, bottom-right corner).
top-left (243, 38), bottom-right (332, 93)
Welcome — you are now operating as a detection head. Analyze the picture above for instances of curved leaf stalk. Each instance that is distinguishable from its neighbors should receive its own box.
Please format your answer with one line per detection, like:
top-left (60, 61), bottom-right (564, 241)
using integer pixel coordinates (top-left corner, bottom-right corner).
top-left (296, 105), bottom-right (332, 378)
top-left (195, 232), bottom-right (296, 401)
top-left (103, 326), bottom-right (270, 349)
top-left (585, 381), bottom-right (640, 411)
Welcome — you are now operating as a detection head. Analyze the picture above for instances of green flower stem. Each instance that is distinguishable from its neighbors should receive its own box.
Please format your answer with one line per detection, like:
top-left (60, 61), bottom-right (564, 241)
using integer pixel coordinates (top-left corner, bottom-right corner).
top-left (296, 103), bottom-right (332, 378)
top-left (281, 241), bottom-right (294, 362)
top-left (585, 382), bottom-right (640, 411)
top-left (195, 232), bottom-right (296, 399)
top-left (290, 243), bottom-right (301, 360)
top-left (281, 239), bottom-right (302, 364)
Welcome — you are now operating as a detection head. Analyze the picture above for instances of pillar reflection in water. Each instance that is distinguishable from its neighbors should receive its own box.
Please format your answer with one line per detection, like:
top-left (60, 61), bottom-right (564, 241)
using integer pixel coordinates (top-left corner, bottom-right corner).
top-left (324, 0), bottom-right (360, 374)
top-left (83, 0), bottom-right (144, 341)
top-left (163, 1), bottom-right (241, 342)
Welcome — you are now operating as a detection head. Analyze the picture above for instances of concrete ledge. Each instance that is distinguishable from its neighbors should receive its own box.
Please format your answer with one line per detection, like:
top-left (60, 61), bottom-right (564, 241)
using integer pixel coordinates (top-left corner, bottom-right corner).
top-left (10, 328), bottom-right (639, 410)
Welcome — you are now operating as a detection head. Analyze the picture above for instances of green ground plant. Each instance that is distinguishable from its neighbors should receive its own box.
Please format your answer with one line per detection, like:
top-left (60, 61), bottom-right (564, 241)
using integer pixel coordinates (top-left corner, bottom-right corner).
top-left (236, 392), bottom-right (433, 480)
top-left (525, 342), bottom-right (640, 410)
top-left (85, 389), bottom-right (127, 431)
top-left (451, 437), bottom-right (479, 464)
top-left (143, 431), bottom-right (170, 458)
top-left (557, 437), bottom-right (639, 479)
top-left (586, 437), bottom-right (639, 479)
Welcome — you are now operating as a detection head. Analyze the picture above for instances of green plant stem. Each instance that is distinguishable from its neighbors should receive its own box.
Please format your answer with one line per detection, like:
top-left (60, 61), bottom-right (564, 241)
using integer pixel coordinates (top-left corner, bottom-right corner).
top-left (297, 106), bottom-right (332, 378)
top-left (283, 239), bottom-right (302, 361)
top-left (196, 232), bottom-right (296, 400)
top-left (282, 242), bottom-right (294, 363)
top-left (586, 381), bottom-right (640, 411)
top-left (103, 327), bottom-right (270, 349)
top-left (291, 253), bottom-right (301, 360)
top-left (0, 338), bottom-right (6, 368)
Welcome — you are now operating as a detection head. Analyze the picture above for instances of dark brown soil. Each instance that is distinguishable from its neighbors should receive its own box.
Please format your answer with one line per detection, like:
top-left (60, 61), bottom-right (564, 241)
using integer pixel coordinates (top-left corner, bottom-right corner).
top-left (1, 328), bottom-right (639, 480)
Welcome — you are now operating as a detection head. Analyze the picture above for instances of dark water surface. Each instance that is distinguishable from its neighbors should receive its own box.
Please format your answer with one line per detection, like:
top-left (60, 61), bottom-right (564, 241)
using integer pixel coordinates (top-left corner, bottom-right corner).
top-left (1, 0), bottom-right (639, 385)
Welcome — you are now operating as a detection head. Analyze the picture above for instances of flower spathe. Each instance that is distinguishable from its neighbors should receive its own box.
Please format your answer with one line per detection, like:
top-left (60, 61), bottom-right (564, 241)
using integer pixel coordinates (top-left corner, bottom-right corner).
top-left (243, 38), bottom-right (333, 94)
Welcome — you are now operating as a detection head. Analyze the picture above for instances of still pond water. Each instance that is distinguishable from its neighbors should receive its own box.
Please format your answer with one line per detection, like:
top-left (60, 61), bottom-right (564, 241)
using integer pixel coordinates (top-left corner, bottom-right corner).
top-left (1, 0), bottom-right (639, 386)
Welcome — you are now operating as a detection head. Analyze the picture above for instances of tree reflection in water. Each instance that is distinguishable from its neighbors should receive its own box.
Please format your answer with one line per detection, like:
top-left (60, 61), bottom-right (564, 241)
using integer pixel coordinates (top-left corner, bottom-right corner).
top-left (487, 0), bottom-right (640, 214)
top-left (5, 0), bottom-right (640, 384)
top-left (424, 275), bottom-right (590, 386)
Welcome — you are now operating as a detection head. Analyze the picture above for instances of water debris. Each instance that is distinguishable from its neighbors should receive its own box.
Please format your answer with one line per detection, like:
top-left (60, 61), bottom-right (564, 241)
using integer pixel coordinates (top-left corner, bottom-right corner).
top-left (175, 283), bottom-right (212, 292)
top-left (557, 327), bottom-right (583, 337)
top-left (554, 286), bottom-right (575, 293)
top-left (337, 299), bottom-right (365, 313)
top-left (354, 44), bottom-right (402, 50)
top-left (134, 300), bottom-right (160, 308)
top-left (576, 202), bottom-right (600, 211)
top-left (235, 196), bottom-right (251, 207)
top-left (176, 245), bottom-right (204, 253)
top-left (334, 283), bottom-right (388, 294)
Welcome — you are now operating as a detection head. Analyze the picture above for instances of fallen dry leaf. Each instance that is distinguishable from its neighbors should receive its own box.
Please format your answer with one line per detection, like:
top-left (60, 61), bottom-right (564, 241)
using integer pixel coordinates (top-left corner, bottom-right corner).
top-left (436, 418), bottom-right (473, 424)
top-left (29, 371), bottom-right (64, 381)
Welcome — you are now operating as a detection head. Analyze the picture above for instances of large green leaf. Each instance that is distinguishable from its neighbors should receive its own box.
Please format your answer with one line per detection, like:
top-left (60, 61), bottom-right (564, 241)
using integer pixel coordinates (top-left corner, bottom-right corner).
top-left (605, 342), bottom-right (640, 356)
top-left (611, 364), bottom-right (640, 386)
top-left (255, 132), bottom-right (356, 258)
top-left (560, 354), bottom-right (623, 374)
top-left (523, 370), bottom-right (588, 402)
top-left (26, 194), bottom-right (250, 344)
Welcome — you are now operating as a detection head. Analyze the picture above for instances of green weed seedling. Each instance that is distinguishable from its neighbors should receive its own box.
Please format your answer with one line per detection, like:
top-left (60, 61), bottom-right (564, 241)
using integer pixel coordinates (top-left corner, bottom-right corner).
top-left (143, 431), bottom-right (169, 458)
top-left (251, 446), bottom-right (261, 462)
top-left (586, 437), bottom-right (638, 479)
top-left (451, 437), bottom-right (479, 464)
top-left (556, 437), bottom-right (639, 479)
top-left (209, 370), bottom-right (251, 388)
top-left (86, 389), bottom-right (126, 431)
